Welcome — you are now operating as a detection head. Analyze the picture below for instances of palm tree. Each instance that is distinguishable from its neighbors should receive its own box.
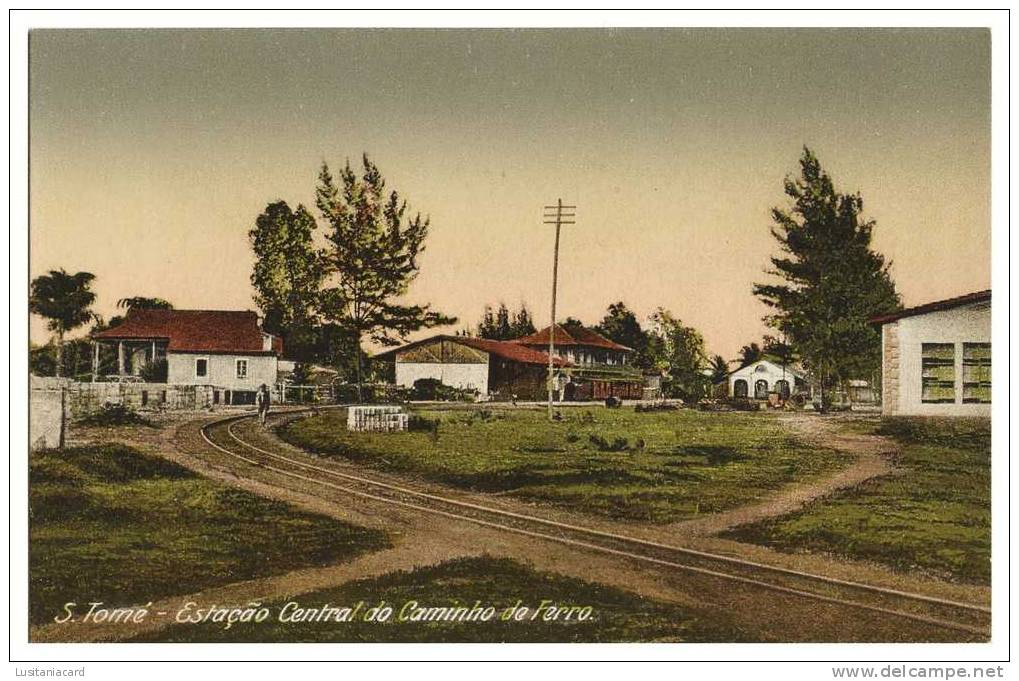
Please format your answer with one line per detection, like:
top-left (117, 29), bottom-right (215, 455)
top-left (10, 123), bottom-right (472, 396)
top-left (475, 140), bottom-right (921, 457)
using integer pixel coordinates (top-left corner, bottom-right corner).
top-left (736, 342), bottom-right (763, 368)
top-left (116, 296), bottom-right (173, 311)
top-left (29, 269), bottom-right (97, 377)
top-left (709, 354), bottom-right (730, 384)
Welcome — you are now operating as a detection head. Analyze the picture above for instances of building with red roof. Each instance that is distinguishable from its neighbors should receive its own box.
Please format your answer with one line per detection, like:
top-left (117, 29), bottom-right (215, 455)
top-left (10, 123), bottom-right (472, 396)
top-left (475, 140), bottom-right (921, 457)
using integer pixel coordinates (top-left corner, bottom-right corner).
top-left (374, 335), bottom-right (569, 401)
top-left (513, 324), bottom-right (632, 366)
top-left (376, 324), bottom-right (652, 401)
top-left (91, 309), bottom-right (282, 404)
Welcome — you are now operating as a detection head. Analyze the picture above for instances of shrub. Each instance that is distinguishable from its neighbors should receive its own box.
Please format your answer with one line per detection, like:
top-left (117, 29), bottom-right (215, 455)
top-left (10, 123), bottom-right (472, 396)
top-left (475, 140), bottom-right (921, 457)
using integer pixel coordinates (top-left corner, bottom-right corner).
top-left (139, 358), bottom-right (168, 382)
top-left (410, 378), bottom-right (477, 402)
top-left (588, 433), bottom-right (630, 452)
top-left (408, 415), bottom-right (440, 436)
top-left (77, 403), bottom-right (155, 428)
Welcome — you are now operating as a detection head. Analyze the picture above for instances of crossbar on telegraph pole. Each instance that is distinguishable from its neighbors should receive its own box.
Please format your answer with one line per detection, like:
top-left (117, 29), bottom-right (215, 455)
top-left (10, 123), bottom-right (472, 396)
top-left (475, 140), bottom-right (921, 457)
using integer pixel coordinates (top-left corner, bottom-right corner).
top-left (543, 198), bottom-right (576, 420)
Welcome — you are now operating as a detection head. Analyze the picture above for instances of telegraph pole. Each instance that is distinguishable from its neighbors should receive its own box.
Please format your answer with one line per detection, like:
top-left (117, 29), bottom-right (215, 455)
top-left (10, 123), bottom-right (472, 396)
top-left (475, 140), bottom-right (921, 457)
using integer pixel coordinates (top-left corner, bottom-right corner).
top-left (543, 198), bottom-right (576, 420)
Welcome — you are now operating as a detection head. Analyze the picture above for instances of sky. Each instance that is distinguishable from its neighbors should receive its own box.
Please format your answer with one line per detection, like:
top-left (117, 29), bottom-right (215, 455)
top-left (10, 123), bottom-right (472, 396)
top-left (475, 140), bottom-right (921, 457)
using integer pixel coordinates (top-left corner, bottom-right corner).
top-left (29, 28), bottom-right (991, 360)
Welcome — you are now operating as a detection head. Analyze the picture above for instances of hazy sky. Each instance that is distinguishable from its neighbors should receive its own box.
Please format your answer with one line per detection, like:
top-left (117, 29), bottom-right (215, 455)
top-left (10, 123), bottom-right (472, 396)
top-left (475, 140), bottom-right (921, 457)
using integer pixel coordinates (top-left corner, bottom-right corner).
top-left (29, 28), bottom-right (991, 359)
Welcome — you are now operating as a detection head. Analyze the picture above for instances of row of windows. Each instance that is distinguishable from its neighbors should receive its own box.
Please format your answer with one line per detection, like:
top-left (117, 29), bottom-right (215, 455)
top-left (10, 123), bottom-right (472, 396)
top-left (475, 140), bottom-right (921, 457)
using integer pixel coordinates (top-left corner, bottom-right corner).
top-left (733, 378), bottom-right (790, 399)
top-left (921, 342), bottom-right (991, 404)
top-left (195, 358), bottom-right (248, 380)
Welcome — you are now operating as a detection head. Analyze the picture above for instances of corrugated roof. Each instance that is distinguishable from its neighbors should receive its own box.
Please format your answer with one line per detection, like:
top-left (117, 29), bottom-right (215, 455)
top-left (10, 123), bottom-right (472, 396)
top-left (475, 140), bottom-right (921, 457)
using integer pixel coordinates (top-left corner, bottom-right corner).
top-left (375, 335), bottom-right (570, 367)
top-left (92, 309), bottom-right (280, 355)
top-left (513, 324), bottom-right (632, 352)
top-left (869, 290), bottom-right (991, 325)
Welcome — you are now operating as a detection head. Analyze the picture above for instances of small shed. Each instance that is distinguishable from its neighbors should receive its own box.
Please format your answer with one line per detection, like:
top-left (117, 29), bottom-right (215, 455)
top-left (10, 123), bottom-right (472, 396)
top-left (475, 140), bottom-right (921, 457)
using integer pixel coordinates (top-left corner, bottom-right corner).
top-left (724, 360), bottom-right (808, 400)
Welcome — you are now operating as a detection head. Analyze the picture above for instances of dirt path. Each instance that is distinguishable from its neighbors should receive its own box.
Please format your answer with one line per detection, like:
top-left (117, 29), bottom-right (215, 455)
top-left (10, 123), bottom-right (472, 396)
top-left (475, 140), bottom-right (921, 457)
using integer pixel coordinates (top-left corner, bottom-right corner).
top-left (38, 411), bottom-right (986, 643)
top-left (661, 412), bottom-right (899, 537)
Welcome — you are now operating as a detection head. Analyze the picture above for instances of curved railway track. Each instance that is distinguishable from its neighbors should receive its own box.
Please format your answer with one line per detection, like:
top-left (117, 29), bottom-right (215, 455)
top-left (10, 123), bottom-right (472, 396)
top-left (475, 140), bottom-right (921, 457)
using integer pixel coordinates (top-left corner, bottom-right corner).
top-left (194, 408), bottom-right (990, 640)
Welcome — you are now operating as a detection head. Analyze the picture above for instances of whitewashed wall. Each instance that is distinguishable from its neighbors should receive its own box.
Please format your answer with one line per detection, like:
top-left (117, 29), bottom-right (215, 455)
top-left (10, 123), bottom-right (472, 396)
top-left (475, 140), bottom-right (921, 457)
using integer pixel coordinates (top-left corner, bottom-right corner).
top-left (728, 360), bottom-right (802, 397)
top-left (166, 353), bottom-right (278, 392)
top-left (884, 303), bottom-right (991, 416)
top-left (395, 362), bottom-right (489, 394)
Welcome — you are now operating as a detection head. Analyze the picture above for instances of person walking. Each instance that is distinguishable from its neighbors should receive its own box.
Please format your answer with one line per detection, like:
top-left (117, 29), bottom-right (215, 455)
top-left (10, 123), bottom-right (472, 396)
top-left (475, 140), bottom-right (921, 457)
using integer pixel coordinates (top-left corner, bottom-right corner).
top-left (256, 383), bottom-right (271, 426)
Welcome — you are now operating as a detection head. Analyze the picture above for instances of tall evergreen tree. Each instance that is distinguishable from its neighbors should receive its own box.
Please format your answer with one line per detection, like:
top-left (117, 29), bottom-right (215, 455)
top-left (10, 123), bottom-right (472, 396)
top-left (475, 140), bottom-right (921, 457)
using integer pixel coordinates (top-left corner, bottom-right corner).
top-left (249, 201), bottom-right (322, 360)
top-left (753, 148), bottom-right (900, 409)
top-left (510, 304), bottom-right (536, 337)
top-left (477, 302), bottom-right (536, 339)
top-left (316, 155), bottom-right (455, 399)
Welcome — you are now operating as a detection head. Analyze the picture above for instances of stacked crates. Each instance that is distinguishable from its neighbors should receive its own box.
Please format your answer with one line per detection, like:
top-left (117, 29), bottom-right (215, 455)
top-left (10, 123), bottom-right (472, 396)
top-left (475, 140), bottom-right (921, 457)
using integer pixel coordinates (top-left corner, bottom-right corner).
top-left (346, 405), bottom-right (409, 432)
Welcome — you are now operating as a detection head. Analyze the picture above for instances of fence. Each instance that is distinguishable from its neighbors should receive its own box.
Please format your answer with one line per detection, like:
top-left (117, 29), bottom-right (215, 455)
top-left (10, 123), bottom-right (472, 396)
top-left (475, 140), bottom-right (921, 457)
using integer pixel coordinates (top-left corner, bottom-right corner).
top-left (346, 405), bottom-right (408, 432)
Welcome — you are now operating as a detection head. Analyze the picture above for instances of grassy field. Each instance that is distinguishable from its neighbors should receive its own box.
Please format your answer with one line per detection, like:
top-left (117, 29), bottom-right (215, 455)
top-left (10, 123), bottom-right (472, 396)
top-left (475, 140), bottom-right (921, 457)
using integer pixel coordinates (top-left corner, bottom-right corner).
top-left (724, 417), bottom-right (991, 584)
top-left (135, 555), bottom-right (758, 643)
top-left (30, 444), bottom-right (389, 625)
top-left (279, 407), bottom-right (845, 523)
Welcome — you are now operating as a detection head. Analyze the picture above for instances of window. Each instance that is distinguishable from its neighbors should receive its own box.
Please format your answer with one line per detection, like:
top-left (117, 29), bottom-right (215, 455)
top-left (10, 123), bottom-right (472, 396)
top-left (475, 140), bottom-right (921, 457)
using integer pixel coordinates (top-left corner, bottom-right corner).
top-left (754, 379), bottom-right (769, 399)
top-left (236, 359), bottom-right (248, 379)
top-left (775, 379), bottom-right (791, 399)
top-left (921, 343), bottom-right (955, 403)
top-left (962, 343), bottom-right (991, 404)
top-left (733, 379), bottom-right (748, 398)
top-left (196, 358), bottom-right (208, 378)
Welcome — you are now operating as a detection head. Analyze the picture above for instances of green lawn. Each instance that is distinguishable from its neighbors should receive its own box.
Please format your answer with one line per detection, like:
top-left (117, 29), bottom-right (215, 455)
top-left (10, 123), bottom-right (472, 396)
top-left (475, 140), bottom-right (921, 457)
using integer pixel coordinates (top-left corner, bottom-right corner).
top-left (30, 444), bottom-right (390, 626)
top-left (279, 407), bottom-right (845, 523)
top-left (723, 417), bottom-right (991, 584)
top-left (134, 555), bottom-right (758, 643)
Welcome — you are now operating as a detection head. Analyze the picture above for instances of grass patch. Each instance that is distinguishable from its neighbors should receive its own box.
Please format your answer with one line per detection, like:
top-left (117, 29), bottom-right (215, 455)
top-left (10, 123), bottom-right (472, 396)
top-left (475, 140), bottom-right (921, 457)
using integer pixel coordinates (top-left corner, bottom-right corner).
top-left (30, 444), bottom-right (389, 626)
top-left (723, 417), bottom-right (991, 584)
top-left (279, 407), bottom-right (845, 523)
top-left (134, 555), bottom-right (758, 642)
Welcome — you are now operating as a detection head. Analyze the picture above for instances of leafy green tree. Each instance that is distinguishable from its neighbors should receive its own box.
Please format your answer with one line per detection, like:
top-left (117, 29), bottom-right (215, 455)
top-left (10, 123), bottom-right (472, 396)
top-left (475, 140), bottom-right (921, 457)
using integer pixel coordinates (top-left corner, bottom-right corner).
top-left (595, 301), bottom-right (654, 369)
top-left (316, 155), bottom-right (455, 400)
top-left (560, 317), bottom-right (586, 335)
top-left (249, 200), bottom-right (322, 361)
top-left (648, 308), bottom-right (708, 400)
top-left (30, 269), bottom-right (97, 377)
top-left (753, 148), bottom-right (900, 410)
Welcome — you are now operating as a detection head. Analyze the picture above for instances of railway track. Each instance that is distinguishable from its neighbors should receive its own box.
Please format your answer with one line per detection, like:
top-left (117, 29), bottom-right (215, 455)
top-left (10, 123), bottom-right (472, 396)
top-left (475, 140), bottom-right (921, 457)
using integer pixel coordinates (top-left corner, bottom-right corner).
top-left (195, 408), bottom-right (991, 640)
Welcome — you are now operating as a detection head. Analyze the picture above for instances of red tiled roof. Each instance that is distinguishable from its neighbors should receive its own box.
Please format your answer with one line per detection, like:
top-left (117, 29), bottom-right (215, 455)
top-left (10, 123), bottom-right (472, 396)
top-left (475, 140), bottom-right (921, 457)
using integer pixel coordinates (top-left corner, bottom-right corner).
top-left (513, 324), bottom-right (632, 352)
top-left (375, 335), bottom-right (570, 367)
top-left (869, 290), bottom-right (991, 325)
top-left (92, 309), bottom-right (280, 355)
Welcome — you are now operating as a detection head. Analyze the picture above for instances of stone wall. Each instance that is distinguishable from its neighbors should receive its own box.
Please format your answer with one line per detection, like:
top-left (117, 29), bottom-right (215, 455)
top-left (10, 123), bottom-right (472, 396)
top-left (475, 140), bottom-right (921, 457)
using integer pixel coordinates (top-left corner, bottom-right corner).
top-left (66, 382), bottom-right (216, 419)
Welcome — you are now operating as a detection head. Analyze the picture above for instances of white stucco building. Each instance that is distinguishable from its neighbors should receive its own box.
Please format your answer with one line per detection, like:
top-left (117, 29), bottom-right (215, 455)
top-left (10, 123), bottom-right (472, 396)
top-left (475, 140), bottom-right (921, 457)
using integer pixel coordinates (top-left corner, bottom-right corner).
top-left (872, 290), bottom-right (991, 417)
top-left (92, 309), bottom-right (282, 405)
top-left (725, 359), bottom-right (808, 400)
